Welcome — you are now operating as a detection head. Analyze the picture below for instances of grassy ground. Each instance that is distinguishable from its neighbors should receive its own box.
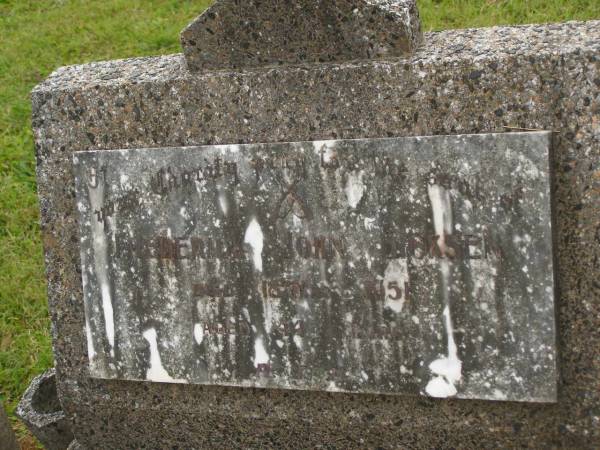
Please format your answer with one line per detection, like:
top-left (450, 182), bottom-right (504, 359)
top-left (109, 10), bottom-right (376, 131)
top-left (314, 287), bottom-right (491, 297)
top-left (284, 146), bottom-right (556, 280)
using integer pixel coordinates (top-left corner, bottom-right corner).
top-left (1, 0), bottom-right (598, 446)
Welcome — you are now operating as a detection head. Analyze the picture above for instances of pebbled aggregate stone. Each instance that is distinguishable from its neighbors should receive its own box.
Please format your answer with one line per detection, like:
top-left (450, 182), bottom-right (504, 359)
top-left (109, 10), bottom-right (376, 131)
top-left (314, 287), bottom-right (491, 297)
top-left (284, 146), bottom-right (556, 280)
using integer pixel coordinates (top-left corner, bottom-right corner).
top-left (180, 0), bottom-right (422, 72)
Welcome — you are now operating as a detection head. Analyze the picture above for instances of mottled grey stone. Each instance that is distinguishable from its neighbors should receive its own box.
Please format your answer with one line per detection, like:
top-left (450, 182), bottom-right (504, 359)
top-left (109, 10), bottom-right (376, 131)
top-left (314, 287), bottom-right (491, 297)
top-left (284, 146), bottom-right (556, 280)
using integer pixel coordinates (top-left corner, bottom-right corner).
top-left (0, 403), bottom-right (19, 450)
top-left (73, 133), bottom-right (556, 402)
top-left (66, 439), bottom-right (85, 450)
top-left (180, 0), bottom-right (422, 71)
top-left (33, 20), bottom-right (600, 449)
top-left (16, 369), bottom-right (74, 450)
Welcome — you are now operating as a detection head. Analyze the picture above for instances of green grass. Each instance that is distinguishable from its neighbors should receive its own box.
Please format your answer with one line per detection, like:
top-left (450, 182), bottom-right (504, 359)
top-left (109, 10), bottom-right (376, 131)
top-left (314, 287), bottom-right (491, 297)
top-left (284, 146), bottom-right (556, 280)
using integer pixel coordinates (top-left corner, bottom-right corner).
top-left (420, 0), bottom-right (599, 30)
top-left (0, 0), bottom-right (598, 446)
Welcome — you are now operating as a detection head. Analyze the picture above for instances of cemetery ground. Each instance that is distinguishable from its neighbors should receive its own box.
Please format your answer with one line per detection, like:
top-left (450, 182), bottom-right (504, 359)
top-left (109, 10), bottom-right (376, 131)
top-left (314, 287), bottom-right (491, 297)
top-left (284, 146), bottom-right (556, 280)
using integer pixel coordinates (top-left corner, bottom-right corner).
top-left (1, 0), bottom-right (599, 447)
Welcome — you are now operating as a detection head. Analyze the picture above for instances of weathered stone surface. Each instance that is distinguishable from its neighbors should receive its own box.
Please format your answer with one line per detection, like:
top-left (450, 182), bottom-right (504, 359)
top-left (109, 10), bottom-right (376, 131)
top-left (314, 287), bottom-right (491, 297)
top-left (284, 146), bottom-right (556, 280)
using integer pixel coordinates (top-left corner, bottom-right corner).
top-left (33, 20), bottom-right (600, 448)
top-left (73, 133), bottom-right (556, 402)
top-left (66, 439), bottom-right (84, 450)
top-left (16, 369), bottom-right (74, 450)
top-left (0, 403), bottom-right (19, 450)
top-left (180, 0), bottom-right (422, 71)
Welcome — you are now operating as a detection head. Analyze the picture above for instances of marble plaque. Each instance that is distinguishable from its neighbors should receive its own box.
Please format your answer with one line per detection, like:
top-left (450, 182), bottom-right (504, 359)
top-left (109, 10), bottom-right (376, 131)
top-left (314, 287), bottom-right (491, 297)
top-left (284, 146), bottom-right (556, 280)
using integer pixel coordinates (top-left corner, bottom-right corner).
top-left (73, 132), bottom-right (557, 402)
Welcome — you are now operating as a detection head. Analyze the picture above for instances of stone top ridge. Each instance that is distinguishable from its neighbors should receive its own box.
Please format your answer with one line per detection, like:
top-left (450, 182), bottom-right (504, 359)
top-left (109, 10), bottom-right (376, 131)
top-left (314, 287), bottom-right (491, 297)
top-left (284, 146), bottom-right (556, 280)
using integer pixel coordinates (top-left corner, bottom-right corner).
top-left (179, 0), bottom-right (422, 71)
top-left (33, 20), bottom-right (600, 94)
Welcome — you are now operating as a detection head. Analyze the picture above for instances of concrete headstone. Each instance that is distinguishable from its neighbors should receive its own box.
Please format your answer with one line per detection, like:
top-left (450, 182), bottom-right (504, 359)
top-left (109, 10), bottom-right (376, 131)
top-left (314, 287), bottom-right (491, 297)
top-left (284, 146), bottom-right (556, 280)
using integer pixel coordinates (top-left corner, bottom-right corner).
top-left (31, 0), bottom-right (600, 444)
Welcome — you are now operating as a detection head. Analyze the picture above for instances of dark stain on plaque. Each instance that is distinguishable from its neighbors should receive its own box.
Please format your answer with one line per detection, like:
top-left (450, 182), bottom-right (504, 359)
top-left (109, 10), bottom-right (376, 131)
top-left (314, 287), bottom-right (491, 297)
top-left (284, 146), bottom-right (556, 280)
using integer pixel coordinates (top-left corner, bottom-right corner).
top-left (73, 132), bottom-right (557, 402)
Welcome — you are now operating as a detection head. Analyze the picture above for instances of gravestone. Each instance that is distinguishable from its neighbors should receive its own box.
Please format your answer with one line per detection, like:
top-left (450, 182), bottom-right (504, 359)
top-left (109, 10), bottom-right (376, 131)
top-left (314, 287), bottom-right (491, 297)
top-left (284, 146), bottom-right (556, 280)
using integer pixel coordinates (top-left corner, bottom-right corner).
top-left (32, 0), bottom-right (600, 446)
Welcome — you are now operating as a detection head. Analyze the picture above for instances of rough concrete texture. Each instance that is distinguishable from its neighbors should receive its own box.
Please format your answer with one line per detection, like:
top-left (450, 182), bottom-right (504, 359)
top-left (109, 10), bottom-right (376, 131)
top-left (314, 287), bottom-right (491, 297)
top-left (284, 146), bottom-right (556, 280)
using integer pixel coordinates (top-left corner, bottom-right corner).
top-left (33, 20), bottom-right (600, 448)
top-left (0, 403), bottom-right (19, 450)
top-left (16, 369), bottom-right (74, 450)
top-left (180, 0), bottom-right (422, 71)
